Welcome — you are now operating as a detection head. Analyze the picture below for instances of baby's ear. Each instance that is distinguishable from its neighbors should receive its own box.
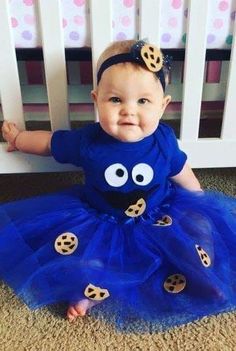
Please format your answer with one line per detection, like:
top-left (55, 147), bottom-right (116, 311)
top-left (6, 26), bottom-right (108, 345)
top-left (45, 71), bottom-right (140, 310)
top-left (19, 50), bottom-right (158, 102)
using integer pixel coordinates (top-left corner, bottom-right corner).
top-left (162, 95), bottom-right (171, 110)
top-left (91, 90), bottom-right (98, 103)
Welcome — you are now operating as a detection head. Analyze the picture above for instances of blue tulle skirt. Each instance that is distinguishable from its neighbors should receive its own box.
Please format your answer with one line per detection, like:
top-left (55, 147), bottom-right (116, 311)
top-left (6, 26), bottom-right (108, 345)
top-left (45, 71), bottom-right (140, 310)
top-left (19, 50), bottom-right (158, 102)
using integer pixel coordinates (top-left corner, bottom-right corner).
top-left (0, 184), bottom-right (236, 331)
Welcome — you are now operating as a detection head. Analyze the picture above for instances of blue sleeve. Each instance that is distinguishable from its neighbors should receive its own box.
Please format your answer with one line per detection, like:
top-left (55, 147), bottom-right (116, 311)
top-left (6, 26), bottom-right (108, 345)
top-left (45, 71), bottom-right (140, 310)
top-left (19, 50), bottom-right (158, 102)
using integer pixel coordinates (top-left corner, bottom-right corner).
top-left (157, 122), bottom-right (187, 177)
top-left (167, 127), bottom-right (187, 177)
top-left (51, 129), bottom-right (85, 166)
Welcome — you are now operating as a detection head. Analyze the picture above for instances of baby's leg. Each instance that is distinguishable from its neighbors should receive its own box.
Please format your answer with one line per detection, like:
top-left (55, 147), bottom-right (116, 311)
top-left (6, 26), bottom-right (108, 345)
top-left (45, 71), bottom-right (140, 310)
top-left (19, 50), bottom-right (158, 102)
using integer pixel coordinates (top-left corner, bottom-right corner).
top-left (67, 299), bottom-right (100, 321)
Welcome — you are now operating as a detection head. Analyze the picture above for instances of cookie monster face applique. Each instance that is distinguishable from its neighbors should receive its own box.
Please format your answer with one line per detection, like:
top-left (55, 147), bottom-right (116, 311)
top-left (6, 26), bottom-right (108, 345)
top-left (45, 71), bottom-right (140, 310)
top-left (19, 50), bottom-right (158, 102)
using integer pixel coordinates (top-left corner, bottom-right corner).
top-left (100, 162), bottom-right (159, 217)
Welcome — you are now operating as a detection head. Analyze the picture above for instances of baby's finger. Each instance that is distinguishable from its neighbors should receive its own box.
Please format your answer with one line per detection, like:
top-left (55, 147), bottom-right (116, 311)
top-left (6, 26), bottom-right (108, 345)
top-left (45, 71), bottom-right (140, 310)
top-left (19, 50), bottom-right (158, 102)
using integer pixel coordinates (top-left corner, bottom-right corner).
top-left (2, 121), bottom-right (10, 133)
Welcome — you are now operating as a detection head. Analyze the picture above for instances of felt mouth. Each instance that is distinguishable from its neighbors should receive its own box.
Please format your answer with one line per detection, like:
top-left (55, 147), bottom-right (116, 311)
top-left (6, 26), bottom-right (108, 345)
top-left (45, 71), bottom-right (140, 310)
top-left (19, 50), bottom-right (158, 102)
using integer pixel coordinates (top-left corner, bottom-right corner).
top-left (100, 185), bottom-right (159, 210)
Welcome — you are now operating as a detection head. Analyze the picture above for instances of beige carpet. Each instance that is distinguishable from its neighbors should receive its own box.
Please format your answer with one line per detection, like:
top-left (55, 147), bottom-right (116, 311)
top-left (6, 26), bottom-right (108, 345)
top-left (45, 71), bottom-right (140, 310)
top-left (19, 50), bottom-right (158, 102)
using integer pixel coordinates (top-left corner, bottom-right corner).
top-left (0, 169), bottom-right (236, 351)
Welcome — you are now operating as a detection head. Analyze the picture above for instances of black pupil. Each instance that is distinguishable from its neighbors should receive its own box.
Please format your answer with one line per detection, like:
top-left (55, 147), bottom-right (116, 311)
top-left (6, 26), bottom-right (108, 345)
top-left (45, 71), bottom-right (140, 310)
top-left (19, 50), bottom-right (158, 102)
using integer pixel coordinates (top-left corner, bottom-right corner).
top-left (116, 169), bottom-right (124, 177)
top-left (136, 174), bottom-right (144, 183)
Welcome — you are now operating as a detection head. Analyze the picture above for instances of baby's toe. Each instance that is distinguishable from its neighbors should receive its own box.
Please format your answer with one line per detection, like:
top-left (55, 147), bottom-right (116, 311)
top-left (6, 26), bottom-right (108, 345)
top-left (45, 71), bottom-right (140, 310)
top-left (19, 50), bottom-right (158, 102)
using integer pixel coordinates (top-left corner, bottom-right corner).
top-left (67, 306), bottom-right (79, 321)
top-left (74, 304), bottom-right (86, 317)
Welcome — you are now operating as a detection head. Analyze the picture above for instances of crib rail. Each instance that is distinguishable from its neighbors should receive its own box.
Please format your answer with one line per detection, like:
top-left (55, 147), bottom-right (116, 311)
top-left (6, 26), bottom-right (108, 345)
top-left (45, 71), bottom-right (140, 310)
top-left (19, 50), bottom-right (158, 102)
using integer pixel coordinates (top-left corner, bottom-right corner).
top-left (0, 0), bottom-right (236, 173)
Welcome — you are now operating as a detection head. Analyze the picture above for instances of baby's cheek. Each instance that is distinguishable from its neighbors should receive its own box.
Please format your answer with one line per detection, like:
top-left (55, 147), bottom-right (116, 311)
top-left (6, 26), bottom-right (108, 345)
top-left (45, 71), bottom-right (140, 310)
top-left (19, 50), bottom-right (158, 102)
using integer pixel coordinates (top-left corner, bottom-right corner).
top-left (143, 119), bottom-right (160, 133)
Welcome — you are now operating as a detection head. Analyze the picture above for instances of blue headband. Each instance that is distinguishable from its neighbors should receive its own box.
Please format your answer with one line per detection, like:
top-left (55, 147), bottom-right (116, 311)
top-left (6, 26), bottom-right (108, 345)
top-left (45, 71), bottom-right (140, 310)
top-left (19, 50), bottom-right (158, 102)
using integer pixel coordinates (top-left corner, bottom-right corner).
top-left (97, 40), bottom-right (172, 92)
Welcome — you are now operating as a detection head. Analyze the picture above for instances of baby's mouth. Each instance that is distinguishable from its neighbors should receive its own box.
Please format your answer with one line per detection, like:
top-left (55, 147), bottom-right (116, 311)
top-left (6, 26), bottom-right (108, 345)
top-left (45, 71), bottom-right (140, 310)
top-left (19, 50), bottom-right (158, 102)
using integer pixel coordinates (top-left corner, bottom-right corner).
top-left (119, 122), bottom-right (136, 126)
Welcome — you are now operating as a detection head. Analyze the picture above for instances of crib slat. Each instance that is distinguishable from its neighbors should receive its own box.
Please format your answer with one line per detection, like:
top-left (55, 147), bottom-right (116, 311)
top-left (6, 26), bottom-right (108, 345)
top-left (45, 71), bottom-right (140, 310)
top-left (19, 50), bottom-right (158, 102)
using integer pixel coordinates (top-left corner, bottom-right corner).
top-left (38, 0), bottom-right (69, 131)
top-left (139, 0), bottom-right (162, 45)
top-left (89, 0), bottom-right (112, 120)
top-left (0, 0), bottom-right (25, 129)
top-left (89, 0), bottom-right (112, 84)
top-left (180, 0), bottom-right (209, 142)
top-left (221, 17), bottom-right (236, 140)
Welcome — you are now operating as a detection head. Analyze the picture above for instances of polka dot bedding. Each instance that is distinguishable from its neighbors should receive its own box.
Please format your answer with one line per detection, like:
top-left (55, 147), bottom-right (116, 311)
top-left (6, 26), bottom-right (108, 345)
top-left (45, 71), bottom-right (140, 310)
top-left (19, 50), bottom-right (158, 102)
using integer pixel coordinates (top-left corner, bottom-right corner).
top-left (9, 0), bottom-right (235, 48)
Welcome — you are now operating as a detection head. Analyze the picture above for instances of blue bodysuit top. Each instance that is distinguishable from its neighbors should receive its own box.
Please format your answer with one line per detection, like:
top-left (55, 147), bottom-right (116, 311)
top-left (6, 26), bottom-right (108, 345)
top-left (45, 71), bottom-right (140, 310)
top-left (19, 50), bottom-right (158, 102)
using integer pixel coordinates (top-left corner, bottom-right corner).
top-left (51, 122), bottom-right (187, 218)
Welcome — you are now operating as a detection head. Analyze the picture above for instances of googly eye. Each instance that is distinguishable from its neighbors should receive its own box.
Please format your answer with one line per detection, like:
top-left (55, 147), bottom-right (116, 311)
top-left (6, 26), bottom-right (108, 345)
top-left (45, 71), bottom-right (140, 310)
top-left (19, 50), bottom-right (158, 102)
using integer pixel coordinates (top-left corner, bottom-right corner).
top-left (104, 163), bottom-right (128, 187)
top-left (132, 163), bottom-right (154, 186)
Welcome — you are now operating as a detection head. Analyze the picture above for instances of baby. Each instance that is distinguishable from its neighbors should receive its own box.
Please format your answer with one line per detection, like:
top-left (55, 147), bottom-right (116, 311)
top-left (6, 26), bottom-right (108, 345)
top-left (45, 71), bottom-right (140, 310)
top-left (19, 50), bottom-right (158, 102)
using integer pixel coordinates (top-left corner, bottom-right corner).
top-left (1, 40), bottom-right (234, 328)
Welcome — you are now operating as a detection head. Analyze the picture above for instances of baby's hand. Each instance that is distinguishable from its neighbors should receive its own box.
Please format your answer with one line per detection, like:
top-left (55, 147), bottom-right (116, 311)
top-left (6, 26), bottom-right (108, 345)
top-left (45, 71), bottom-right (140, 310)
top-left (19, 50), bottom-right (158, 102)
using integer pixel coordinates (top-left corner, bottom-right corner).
top-left (2, 121), bottom-right (21, 152)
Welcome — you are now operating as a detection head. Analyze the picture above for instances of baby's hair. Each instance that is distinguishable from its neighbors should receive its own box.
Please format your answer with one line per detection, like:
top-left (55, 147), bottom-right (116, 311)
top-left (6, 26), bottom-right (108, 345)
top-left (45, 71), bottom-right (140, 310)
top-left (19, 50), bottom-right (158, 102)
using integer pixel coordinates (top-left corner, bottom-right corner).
top-left (96, 40), bottom-right (170, 88)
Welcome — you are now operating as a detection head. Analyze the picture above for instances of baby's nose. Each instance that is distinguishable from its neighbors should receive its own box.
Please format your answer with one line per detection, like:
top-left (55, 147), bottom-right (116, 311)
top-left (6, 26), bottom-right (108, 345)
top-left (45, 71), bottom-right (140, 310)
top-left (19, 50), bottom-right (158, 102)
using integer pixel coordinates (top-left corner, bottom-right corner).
top-left (120, 103), bottom-right (136, 116)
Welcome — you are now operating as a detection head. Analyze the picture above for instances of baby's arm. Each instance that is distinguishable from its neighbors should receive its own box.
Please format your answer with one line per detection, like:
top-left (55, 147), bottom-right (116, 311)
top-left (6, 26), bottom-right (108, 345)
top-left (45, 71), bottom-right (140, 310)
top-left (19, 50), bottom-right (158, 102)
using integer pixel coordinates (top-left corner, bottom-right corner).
top-left (2, 121), bottom-right (52, 156)
top-left (170, 162), bottom-right (202, 191)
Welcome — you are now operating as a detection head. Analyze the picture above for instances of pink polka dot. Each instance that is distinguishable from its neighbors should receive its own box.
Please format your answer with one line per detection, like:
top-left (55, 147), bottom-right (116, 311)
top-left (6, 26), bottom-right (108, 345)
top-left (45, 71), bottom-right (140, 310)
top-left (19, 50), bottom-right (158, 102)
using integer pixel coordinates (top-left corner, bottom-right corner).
top-left (23, 0), bottom-right (35, 5)
top-left (74, 15), bottom-right (84, 26)
top-left (123, 0), bottom-right (134, 8)
top-left (11, 17), bottom-right (18, 28)
top-left (63, 18), bottom-right (68, 28)
top-left (121, 16), bottom-right (131, 27)
top-left (168, 17), bottom-right (178, 27)
top-left (73, 0), bottom-right (85, 6)
top-left (214, 18), bottom-right (223, 29)
top-left (24, 14), bottom-right (35, 26)
top-left (171, 0), bottom-right (182, 9)
top-left (219, 1), bottom-right (229, 11)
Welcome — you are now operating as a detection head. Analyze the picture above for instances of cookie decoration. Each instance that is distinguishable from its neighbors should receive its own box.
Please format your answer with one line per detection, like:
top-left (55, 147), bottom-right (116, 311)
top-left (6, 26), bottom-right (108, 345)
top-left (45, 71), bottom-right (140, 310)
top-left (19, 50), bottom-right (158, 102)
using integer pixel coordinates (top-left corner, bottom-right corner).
top-left (141, 44), bottom-right (163, 72)
top-left (84, 283), bottom-right (110, 301)
top-left (154, 215), bottom-right (172, 226)
top-left (125, 198), bottom-right (146, 217)
top-left (54, 232), bottom-right (78, 255)
top-left (195, 245), bottom-right (211, 267)
top-left (164, 274), bottom-right (186, 294)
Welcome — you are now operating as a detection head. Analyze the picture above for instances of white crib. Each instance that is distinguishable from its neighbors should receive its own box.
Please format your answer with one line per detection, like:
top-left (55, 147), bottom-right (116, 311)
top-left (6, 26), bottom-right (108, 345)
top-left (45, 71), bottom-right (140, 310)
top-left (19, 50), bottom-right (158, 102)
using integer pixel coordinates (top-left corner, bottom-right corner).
top-left (0, 0), bottom-right (236, 173)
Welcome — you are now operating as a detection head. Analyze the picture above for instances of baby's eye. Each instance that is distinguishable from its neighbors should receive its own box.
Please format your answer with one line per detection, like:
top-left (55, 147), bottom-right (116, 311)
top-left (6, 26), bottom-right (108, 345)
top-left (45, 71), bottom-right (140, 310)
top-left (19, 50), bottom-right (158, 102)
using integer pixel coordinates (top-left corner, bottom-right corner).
top-left (138, 98), bottom-right (149, 104)
top-left (109, 97), bottom-right (121, 103)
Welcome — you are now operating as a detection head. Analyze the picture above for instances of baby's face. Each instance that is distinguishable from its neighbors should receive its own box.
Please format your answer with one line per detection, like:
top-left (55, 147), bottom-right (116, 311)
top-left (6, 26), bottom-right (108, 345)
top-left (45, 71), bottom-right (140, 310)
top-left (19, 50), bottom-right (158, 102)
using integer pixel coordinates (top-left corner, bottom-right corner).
top-left (92, 63), bottom-right (171, 142)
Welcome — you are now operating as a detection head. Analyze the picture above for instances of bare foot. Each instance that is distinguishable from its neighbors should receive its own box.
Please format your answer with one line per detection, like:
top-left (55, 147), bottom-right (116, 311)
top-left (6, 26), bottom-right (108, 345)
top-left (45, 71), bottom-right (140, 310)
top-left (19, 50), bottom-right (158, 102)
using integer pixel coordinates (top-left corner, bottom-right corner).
top-left (67, 299), bottom-right (99, 322)
top-left (2, 121), bottom-right (21, 152)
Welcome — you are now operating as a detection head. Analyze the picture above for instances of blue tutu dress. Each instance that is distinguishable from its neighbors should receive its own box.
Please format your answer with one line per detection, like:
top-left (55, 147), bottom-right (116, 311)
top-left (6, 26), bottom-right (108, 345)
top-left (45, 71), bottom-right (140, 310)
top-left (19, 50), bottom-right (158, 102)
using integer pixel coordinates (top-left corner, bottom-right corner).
top-left (0, 122), bottom-right (236, 330)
